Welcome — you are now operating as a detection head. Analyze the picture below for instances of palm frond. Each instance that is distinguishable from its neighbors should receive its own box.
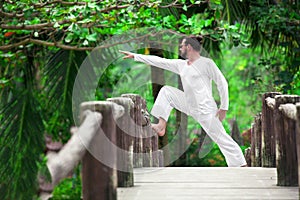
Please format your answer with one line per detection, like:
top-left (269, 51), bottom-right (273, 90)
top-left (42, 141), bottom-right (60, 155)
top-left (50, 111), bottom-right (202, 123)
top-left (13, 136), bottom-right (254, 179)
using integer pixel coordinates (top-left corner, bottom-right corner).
top-left (43, 50), bottom-right (87, 139)
top-left (0, 89), bottom-right (44, 200)
top-left (222, 0), bottom-right (249, 24)
top-left (0, 47), bottom-right (46, 199)
top-left (159, 0), bottom-right (180, 19)
top-left (44, 50), bottom-right (87, 121)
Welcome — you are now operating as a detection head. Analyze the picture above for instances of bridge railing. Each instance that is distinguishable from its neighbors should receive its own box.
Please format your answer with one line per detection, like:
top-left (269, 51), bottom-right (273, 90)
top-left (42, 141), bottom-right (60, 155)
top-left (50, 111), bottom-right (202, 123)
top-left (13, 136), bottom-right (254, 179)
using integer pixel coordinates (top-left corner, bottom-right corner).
top-left (39, 94), bottom-right (162, 200)
top-left (247, 92), bottom-right (300, 187)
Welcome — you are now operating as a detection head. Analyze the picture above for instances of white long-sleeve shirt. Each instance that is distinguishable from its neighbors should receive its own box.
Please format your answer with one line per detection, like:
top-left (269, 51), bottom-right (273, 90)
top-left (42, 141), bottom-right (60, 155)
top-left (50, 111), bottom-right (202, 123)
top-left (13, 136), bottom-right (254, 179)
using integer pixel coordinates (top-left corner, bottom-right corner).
top-left (133, 54), bottom-right (229, 115)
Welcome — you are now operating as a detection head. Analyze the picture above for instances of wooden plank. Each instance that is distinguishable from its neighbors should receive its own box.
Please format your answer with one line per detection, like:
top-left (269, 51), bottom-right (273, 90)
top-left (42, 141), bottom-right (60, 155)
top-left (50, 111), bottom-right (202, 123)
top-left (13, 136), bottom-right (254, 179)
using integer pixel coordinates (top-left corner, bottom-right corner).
top-left (118, 167), bottom-right (298, 200)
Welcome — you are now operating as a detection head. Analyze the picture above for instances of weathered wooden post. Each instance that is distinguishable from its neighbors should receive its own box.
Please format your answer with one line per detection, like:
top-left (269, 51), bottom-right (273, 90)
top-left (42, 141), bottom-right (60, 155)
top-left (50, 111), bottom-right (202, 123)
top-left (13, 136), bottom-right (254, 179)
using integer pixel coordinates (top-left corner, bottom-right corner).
top-left (275, 95), bottom-right (300, 186)
top-left (244, 147), bottom-right (251, 167)
top-left (107, 97), bottom-right (134, 187)
top-left (251, 113), bottom-right (262, 167)
top-left (121, 94), bottom-right (144, 168)
top-left (80, 101), bottom-right (124, 200)
top-left (141, 101), bottom-right (156, 167)
top-left (151, 128), bottom-right (160, 167)
top-left (261, 92), bottom-right (281, 167)
top-left (141, 123), bottom-right (153, 167)
top-left (230, 119), bottom-right (243, 146)
top-left (296, 103), bottom-right (300, 192)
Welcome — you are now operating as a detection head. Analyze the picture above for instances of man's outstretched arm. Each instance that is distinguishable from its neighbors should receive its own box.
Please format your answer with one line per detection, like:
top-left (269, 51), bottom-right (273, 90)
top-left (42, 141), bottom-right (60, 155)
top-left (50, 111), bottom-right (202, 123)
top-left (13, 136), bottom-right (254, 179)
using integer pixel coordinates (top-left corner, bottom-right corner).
top-left (119, 50), bottom-right (182, 75)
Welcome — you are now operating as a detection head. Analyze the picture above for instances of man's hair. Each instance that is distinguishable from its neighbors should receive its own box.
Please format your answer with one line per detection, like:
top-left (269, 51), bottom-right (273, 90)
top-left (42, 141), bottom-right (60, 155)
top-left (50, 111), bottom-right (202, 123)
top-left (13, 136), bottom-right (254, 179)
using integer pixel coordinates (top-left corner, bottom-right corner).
top-left (183, 36), bottom-right (203, 52)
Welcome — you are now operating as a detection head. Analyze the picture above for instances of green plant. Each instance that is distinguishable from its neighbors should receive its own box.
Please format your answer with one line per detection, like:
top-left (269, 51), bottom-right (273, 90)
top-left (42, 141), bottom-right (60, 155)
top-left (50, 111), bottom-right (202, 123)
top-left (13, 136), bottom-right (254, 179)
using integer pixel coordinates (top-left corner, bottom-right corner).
top-left (50, 166), bottom-right (82, 200)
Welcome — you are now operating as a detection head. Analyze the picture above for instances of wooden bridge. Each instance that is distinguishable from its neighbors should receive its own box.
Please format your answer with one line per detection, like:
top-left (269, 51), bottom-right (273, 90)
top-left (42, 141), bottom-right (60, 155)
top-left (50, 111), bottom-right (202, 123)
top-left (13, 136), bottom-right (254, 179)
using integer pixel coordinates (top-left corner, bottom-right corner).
top-left (118, 167), bottom-right (298, 200)
top-left (39, 92), bottom-right (300, 200)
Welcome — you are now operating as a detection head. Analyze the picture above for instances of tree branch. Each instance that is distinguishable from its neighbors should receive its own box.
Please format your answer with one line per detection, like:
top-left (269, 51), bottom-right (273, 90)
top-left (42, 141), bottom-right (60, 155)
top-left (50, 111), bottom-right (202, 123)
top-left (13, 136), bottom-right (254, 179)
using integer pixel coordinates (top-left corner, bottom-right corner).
top-left (33, 0), bottom-right (87, 8)
top-left (158, 0), bottom-right (179, 8)
top-left (1, 23), bottom-right (57, 30)
top-left (0, 10), bottom-right (24, 18)
top-left (0, 29), bottom-right (183, 51)
top-left (0, 39), bottom-right (30, 51)
top-left (30, 39), bottom-right (95, 51)
top-left (0, 38), bottom-right (94, 51)
top-left (0, 4), bottom-right (133, 30)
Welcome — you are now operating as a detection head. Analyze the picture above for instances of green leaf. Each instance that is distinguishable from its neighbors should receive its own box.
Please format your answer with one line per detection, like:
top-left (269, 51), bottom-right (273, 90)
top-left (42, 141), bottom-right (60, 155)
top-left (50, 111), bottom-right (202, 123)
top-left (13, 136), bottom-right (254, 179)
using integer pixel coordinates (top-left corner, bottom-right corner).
top-left (53, 22), bottom-right (60, 28)
top-left (183, 5), bottom-right (188, 11)
top-left (205, 18), bottom-right (213, 27)
top-left (211, 0), bottom-right (221, 5)
top-left (65, 33), bottom-right (74, 43)
top-left (215, 9), bottom-right (221, 19)
top-left (0, 79), bottom-right (9, 85)
top-left (86, 33), bottom-right (98, 42)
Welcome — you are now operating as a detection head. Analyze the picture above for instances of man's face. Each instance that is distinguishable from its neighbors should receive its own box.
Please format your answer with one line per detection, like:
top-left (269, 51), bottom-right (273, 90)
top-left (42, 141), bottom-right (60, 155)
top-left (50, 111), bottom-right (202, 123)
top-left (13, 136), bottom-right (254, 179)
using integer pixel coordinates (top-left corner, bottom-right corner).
top-left (179, 39), bottom-right (187, 58)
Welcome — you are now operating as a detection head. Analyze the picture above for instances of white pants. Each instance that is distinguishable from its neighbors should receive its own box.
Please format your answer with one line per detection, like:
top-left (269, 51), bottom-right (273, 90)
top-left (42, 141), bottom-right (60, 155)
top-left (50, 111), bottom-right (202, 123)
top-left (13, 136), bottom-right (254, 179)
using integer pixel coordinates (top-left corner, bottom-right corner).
top-left (151, 86), bottom-right (247, 167)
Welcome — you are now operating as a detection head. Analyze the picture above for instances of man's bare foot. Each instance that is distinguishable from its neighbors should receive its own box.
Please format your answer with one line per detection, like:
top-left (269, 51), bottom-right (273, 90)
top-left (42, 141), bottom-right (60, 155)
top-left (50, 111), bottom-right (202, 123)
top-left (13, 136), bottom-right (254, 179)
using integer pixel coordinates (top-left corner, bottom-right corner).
top-left (152, 123), bottom-right (166, 136)
top-left (151, 117), bottom-right (167, 136)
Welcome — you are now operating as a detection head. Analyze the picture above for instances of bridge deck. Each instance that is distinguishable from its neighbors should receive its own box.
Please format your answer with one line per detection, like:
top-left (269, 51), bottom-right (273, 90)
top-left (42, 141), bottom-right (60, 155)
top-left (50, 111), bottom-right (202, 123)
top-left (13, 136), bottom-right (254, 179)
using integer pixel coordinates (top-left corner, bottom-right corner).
top-left (117, 167), bottom-right (298, 200)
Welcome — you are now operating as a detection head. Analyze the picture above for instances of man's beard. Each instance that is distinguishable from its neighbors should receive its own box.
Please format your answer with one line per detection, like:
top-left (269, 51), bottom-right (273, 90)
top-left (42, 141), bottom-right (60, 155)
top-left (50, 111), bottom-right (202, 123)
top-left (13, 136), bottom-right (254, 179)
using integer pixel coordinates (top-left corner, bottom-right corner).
top-left (180, 50), bottom-right (187, 59)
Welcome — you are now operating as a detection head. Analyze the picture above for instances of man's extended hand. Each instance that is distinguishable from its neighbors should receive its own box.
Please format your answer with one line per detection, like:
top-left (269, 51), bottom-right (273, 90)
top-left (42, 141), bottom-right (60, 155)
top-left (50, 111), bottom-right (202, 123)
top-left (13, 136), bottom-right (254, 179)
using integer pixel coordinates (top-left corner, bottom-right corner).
top-left (119, 50), bottom-right (134, 59)
top-left (216, 109), bottom-right (227, 121)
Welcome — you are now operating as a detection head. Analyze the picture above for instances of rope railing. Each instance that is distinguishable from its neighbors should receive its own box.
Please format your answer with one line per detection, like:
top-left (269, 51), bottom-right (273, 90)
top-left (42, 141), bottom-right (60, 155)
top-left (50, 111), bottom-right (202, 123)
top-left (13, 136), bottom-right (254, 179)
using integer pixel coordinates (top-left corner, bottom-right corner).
top-left (247, 92), bottom-right (300, 187)
top-left (39, 94), bottom-right (162, 200)
top-left (39, 110), bottom-right (103, 199)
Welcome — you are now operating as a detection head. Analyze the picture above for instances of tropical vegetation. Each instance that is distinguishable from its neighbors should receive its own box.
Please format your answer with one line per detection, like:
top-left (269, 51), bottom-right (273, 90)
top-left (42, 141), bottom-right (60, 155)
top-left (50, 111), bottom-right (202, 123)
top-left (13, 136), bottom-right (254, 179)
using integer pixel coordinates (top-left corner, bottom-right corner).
top-left (0, 0), bottom-right (299, 199)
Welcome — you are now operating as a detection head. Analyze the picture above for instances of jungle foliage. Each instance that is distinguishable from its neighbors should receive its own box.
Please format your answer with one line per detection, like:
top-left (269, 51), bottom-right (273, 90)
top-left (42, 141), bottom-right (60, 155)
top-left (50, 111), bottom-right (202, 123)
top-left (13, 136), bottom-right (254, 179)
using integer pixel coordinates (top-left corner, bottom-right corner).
top-left (0, 0), bottom-right (299, 199)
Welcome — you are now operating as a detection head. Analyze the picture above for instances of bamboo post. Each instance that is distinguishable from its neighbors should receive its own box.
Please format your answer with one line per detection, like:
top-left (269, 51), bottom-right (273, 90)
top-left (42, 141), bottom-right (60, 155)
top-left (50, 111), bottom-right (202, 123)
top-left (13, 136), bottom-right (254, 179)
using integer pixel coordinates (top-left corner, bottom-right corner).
top-left (261, 92), bottom-right (281, 167)
top-left (275, 95), bottom-right (300, 186)
top-left (107, 97), bottom-right (134, 187)
top-left (80, 101), bottom-right (124, 200)
top-left (121, 94), bottom-right (147, 168)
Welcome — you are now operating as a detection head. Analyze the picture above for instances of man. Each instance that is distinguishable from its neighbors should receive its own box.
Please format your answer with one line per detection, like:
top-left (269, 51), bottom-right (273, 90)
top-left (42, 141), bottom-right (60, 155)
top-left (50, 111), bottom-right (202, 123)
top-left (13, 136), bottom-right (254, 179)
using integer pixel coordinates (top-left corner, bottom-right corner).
top-left (120, 37), bottom-right (247, 167)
